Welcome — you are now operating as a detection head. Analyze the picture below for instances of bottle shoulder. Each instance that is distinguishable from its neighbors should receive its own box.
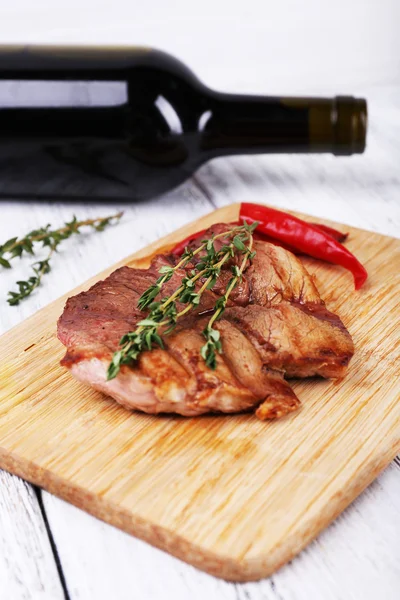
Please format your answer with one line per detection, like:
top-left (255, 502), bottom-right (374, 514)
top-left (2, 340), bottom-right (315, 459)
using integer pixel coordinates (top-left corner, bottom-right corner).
top-left (0, 45), bottom-right (205, 89)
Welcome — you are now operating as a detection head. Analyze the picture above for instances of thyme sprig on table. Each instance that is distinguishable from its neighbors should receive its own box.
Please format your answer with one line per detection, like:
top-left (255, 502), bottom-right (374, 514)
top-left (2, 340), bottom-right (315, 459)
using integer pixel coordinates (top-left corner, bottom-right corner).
top-left (1, 212), bottom-right (123, 305)
top-left (107, 220), bottom-right (258, 380)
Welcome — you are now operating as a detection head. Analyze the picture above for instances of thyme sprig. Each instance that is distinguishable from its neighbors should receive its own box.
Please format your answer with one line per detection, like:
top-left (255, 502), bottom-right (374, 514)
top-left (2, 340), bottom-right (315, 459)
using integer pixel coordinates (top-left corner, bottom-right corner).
top-left (201, 230), bottom-right (256, 368)
top-left (107, 221), bottom-right (258, 380)
top-left (2, 212), bottom-right (123, 305)
top-left (7, 253), bottom-right (54, 306)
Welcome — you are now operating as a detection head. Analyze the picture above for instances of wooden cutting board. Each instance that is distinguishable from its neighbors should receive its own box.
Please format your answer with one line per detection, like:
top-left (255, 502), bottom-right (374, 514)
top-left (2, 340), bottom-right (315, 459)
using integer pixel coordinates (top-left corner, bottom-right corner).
top-left (0, 203), bottom-right (399, 582)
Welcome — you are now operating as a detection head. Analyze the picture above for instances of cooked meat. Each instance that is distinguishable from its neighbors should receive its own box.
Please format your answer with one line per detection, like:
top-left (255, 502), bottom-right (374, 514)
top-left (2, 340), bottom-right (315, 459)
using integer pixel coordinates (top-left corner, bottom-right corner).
top-left (214, 320), bottom-right (301, 418)
top-left (58, 223), bottom-right (354, 420)
top-left (247, 241), bottom-right (321, 306)
top-left (223, 303), bottom-right (352, 379)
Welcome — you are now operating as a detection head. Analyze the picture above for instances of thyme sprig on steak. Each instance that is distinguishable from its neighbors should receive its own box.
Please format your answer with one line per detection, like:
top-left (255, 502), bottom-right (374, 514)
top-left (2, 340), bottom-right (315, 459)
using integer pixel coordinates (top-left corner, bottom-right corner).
top-left (107, 220), bottom-right (258, 379)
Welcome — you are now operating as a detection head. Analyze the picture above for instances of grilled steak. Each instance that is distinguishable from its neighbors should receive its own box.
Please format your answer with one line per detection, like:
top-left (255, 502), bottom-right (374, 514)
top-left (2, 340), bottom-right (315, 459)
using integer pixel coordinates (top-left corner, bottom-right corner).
top-left (58, 224), bottom-right (354, 419)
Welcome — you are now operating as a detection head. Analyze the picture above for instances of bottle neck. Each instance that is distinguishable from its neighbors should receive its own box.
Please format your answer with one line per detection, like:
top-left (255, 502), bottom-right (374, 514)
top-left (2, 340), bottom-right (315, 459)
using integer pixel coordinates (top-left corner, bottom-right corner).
top-left (0, 92), bottom-right (367, 156)
top-left (202, 94), bottom-right (367, 156)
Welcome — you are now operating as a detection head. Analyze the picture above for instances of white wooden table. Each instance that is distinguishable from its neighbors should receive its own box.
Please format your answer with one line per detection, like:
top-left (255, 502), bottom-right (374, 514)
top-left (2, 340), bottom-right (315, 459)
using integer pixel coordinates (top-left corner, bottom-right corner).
top-left (0, 1), bottom-right (399, 598)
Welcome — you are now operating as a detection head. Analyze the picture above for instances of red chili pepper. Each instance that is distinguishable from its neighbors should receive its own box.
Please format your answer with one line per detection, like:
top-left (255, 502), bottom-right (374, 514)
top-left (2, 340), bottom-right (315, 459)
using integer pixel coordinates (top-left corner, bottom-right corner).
top-left (170, 204), bottom-right (365, 289)
top-left (312, 223), bottom-right (348, 243)
top-left (252, 223), bottom-right (347, 251)
top-left (240, 203), bottom-right (367, 289)
top-left (171, 219), bottom-right (347, 256)
top-left (172, 222), bottom-right (347, 256)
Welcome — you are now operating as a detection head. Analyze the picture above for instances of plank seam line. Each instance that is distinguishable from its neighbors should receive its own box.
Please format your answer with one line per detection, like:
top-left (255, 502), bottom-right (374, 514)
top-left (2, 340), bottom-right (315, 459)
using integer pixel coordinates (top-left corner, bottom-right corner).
top-left (34, 488), bottom-right (71, 600)
top-left (270, 578), bottom-right (286, 600)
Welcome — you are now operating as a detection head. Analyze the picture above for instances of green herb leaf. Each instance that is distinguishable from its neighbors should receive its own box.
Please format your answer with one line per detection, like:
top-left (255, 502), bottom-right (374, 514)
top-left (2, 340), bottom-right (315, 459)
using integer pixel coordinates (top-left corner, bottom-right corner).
top-left (158, 265), bottom-right (174, 275)
top-left (233, 235), bottom-right (246, 251)
top-left (1, 237), bottom-right (18, 253)
top-left (137, 318), bottom-right (160, 327)
top-left (0, 257), bottom-right (11, 269)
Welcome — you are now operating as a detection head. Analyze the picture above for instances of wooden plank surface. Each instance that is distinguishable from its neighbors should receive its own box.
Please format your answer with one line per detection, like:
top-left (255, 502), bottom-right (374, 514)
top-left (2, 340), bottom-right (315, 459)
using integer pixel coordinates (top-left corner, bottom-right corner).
top-left (1, 0), bottom-right (400, 596)
top-left (0, 202), bottom-right (399, 582)
top-left (1, 190), bottom-right (399, 599)
top-left (41, 462), bottom-right (400, 600)
top-left (0, 92), bottom-right (399, 600)
top-left (0, 472), bottom-right (65, 600)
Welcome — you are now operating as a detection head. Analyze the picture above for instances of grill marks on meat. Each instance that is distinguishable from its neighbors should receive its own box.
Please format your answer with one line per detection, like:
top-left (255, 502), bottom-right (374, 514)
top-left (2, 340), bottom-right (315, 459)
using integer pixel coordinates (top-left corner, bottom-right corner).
top-left (247, 242), bottom-right (321, 306)
top-left (58, 224), bottom-right (354, 420)
top-left (223, 303), bottom-right (352, 379)
top-left (215, 320), bottom-right (301, 418)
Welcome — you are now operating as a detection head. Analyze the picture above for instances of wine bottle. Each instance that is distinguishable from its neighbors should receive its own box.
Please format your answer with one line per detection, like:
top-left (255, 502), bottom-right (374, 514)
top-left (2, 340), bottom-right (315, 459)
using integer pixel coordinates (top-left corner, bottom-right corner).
top-left (0, 46), bottom-right (367, 200)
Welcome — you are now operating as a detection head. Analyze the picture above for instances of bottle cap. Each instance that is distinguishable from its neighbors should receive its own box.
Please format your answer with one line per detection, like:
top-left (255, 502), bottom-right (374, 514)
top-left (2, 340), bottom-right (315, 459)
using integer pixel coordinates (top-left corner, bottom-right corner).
top-left (333, 96), bottom-right (367, 155)
top-left (307, 96), bottom-right (367, 155)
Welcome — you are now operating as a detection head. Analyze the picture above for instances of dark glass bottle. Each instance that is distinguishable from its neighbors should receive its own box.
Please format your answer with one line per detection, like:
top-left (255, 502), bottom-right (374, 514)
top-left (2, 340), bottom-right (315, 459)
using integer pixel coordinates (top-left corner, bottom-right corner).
top-left (0, 46), bottom-right (367, 200)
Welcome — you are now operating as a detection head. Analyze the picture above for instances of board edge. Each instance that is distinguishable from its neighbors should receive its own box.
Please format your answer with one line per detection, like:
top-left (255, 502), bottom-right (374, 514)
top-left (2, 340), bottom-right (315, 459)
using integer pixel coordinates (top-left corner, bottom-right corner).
top-left (0, 438), bottom-right (398, 582)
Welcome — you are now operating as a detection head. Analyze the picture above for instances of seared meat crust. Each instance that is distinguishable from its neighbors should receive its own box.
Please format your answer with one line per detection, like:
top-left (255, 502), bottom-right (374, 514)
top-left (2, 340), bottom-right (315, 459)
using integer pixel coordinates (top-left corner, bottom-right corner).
top-left (58, 224), bottom-right (354, 419)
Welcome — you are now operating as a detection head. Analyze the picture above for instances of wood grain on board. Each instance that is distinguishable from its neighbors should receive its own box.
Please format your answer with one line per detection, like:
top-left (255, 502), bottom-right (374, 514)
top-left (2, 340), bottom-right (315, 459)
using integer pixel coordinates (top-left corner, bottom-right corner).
top-left (0, 203), bottom-right (399, 581)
